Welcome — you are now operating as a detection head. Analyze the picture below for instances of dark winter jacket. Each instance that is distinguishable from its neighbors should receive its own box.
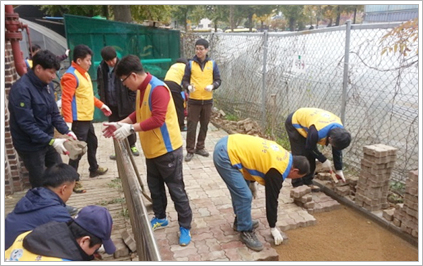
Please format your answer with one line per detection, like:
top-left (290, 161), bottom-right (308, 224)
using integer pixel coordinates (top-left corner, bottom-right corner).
top-left (8, 70), bottom-right (69, 152)
top-left (97, 59), bottom-right (136, 118)
top-left (6, 221), bottom-right (92, 261)
top-left (4, 187), bottom-right (71, 249)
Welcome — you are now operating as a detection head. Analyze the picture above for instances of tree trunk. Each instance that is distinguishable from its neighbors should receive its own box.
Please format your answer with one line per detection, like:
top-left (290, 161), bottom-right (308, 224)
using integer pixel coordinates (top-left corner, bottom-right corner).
top-left (230, 5), bottom-right (234, 31)
top-left (289, 18), bottom-right (295, 31)
top-left (102, 5), bottom-right (109, 20)
top-left (353, 7), bottom-right (357, 24)
top-left (335, 5), bottom-right (341, 26)
top-left (113, 5), bottom-right (132, 23)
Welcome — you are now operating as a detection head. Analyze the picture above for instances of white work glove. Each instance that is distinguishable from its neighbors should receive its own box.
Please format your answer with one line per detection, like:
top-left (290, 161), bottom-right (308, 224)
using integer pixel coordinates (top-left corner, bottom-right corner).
top-left (66, 122), bottom-right (72, 130)
top-left (187, 84), bottom-right (195, 92)
top-left (67, 131), bottom-right (77, 140)
top-left (65, 49), bottom-right (70, 57)
top-left (101, 104), bottom-right (112, 117)
top-left (249, 181), bottom-right (258, 199)
top-left (270, 227), bottom-right (283, 245)
top-left (321, 159), bottom-right (333, 172)
top-left (102, 122), bottom-right (120, 138)
top-left (114, 123), bottom-right (133, 140)
top-left (205, 84), bottom-right (214, 91)
top-left (51, 138), bottom-right (69, 155)
top-left (335, 170), bottom-right (346, 182)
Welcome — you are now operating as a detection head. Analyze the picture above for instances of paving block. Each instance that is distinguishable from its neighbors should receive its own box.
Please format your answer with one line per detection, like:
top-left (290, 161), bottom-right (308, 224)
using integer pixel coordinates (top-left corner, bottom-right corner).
top-left (63, 138), bottom-right (87, 160)
top-left (122, 229), bottom-right (137, 252)
top-left (113, 238), bottom-right (130, 259)
top-left (382, 208), bottom-right (395, 221)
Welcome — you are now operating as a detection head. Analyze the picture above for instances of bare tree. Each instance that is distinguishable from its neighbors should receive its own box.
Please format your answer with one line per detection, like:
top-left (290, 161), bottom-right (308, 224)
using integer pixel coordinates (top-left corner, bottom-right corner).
top-left (113, 5), bottom-right (132, 23)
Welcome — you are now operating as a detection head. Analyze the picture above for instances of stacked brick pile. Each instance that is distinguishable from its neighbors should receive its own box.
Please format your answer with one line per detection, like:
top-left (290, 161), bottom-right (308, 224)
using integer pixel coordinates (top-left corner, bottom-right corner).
top-left (355, 144), bottom-right (397, 211)
top-left (290, 185), bottom-right (314, 212)
top-left (392, 170), bottom-right (418, 238)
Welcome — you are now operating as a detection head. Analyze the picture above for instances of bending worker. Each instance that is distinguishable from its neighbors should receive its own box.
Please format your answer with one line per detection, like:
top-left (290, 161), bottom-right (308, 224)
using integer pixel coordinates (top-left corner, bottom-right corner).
top-left (285, 107), bottom-right (352, 190)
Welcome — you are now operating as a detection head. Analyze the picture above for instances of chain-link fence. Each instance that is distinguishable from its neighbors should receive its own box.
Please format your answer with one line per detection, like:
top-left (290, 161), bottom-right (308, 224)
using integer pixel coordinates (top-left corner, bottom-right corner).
top-left (181, 21), bottom-right (419, 184)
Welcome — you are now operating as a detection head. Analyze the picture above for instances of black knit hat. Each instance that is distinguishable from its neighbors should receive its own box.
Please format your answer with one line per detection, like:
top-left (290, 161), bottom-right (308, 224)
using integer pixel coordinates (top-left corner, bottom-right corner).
top-left (330, 127), bottom-right (351, 150)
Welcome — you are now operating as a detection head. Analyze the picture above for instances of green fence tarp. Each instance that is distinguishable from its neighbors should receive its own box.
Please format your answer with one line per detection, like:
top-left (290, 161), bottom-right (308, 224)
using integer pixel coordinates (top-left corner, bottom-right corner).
top-left (63, 14), bottom-right (181, 121)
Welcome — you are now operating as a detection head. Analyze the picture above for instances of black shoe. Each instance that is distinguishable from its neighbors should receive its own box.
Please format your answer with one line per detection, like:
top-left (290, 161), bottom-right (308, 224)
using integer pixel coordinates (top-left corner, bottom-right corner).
top-left (233, 217), bottom-right (259, 231)
top-left (66, 205), bottom-right (79, 216)
top-left (131, 146), bottom-right (140, 156)
top-left (240, 231), bottom-right (263, 251)
top-left (195, 149), bottom-right (209, 157)
top-left (185, 153), bottom-right (194, 162)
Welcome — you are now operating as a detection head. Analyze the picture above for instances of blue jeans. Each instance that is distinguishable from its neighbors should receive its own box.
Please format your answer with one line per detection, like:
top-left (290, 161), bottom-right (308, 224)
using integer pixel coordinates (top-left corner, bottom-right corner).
top-left (213, 136), bottom-right (253, 231)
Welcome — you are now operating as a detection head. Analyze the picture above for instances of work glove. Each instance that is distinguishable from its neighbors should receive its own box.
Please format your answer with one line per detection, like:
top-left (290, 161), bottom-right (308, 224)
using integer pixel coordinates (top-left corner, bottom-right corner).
top-left (66, 122), bottom-right (72, 130)
top-left (205, 84), bottom-right (214, 91)
top-left (51, 138), bottom-right (69, 156)
top-left (101, 104), bottom-right (112, 117)
top-left (113, 123), bottom-right (133, 140)
top-left (270, 227), bottom-right (284, 245)
top-left (335, 170), bottom-right (346, 182)
top-left (187, 84), bottom-right (195, 93)
top-left (321, 159), bottom-right (333, 172)
top-left (102, 122), bottom-right (120, 138)
top-left (67, 131), bottom-right (77, 140)
top-left (249, 181), bottom-right (258, 199)
top-left (65, 49), bottom-right (70, 57)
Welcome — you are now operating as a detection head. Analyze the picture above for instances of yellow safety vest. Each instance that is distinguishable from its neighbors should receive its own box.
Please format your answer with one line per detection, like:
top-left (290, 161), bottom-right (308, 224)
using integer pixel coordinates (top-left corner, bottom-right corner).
top-left (5, 231), bottom-right (68, 261)
top-left (164, 62), bottom-right (186, 85)
top-left (62, 67), bottom-right (96, 121)
top-left (292, 107), bottom-right (343, 146)
top-left (136, 76), bottom-right (182, 159)
top-left (188, 60), bottom-right (214, 100)
top-left (227, 134), bottom-right (292, 186)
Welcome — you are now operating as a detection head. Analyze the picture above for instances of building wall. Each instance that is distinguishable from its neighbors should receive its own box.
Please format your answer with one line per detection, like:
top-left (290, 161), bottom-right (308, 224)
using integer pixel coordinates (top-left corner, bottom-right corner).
top-left (4, 42), bottom-right (30, 195)
top-left (364, 5), bottom-right (419, 23)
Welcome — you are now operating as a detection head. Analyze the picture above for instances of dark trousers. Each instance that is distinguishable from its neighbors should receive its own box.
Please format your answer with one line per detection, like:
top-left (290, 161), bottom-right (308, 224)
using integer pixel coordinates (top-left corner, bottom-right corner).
top-left (186, 103), bottom-right (212, 153)
top-left (285, 113), bottom-right (316, 187)
top-left (146, 147), bottom-right (192, 229)
top-left (17, 146), bottom-right (62, 188)
top-left (108, 105), bottom-right (137, 147)
top-left (165, 81), bottom-right (185, 130)
top-left (68, 121), bottom-right (99, 173)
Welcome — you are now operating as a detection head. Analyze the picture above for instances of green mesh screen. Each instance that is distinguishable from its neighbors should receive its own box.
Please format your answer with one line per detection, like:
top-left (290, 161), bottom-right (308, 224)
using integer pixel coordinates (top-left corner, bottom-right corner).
top-left (63, 14), bottom-right (181, 121)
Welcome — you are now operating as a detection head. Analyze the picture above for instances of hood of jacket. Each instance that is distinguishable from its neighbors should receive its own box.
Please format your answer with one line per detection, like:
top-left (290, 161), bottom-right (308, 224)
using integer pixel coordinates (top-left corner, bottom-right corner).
top-left (13, 187), bottom-right (65, 214)
top-left (23, 221), bottom-right (92, 261)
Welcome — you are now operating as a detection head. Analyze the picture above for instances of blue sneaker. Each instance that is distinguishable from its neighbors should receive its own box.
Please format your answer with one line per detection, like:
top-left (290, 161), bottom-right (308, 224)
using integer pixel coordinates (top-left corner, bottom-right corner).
top-left (151, 217), bottom-right (169, 231)
top-left (179, 227), bottom-right (191, 246)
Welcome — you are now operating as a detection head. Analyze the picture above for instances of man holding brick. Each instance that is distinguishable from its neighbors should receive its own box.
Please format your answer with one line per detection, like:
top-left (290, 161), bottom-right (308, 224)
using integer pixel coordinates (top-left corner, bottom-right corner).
top-left (285, 107), bottom-right (352, 191)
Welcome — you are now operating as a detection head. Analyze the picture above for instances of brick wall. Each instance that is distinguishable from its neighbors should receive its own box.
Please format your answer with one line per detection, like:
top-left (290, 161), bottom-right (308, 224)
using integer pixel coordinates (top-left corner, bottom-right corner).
top-left (4, 42), bottom-right (29, 195)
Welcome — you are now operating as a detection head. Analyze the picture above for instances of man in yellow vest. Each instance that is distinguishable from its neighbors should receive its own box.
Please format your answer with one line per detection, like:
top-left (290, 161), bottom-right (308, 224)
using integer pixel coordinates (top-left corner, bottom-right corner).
top-left (182, 39), bottom-right (222, 162)
top-left (213, 134), bottom-right (310, 251)
top-left (61, 44), bottom-right (111, 192)
top-left (5, 205), bottom-right (115, 261)
top-left (285, 107), bottom-right (352, 191)
top-left (164, 57), bottom-right (188, 131)
top-left (102, 55), bottom-right (193, 246)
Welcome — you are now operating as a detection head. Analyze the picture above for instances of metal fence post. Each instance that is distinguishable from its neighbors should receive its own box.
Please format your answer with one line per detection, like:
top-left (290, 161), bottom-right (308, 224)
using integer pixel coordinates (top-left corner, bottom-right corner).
top-left (341, 20), bottom-right (351, 124)
top-left (261, 30), bottom-right (268, 128)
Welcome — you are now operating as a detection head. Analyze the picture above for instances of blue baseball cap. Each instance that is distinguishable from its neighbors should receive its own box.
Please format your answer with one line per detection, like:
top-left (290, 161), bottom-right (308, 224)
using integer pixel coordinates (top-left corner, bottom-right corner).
top-left (74, 205), bottom-right (116, 254)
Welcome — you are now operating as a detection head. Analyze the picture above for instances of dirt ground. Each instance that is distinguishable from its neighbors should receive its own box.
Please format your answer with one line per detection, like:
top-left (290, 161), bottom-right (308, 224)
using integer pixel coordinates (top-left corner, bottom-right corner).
top-left (276, 205), bottom-right (419, 262)
top-left (210, 114), bottom-right (419, 262)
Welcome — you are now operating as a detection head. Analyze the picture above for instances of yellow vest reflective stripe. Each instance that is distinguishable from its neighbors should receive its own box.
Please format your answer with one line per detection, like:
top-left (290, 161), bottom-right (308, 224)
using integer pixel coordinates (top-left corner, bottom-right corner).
top-left (25, 59), bottom-right (33, 69)
top-left (65, 67), bottom-right (95, 121)
top-left (292, 108), bottom-right (343, 145)
top-left (164, 62), bottom-right (186, 85)
top-left (136, 76), bottom-right (182, 159)
top-left (5, 231), bottom-right (67, 261)
top-left (188, 60), bottom-right (214, 100)
top-left (227, 134), bottom-right (292, 186)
